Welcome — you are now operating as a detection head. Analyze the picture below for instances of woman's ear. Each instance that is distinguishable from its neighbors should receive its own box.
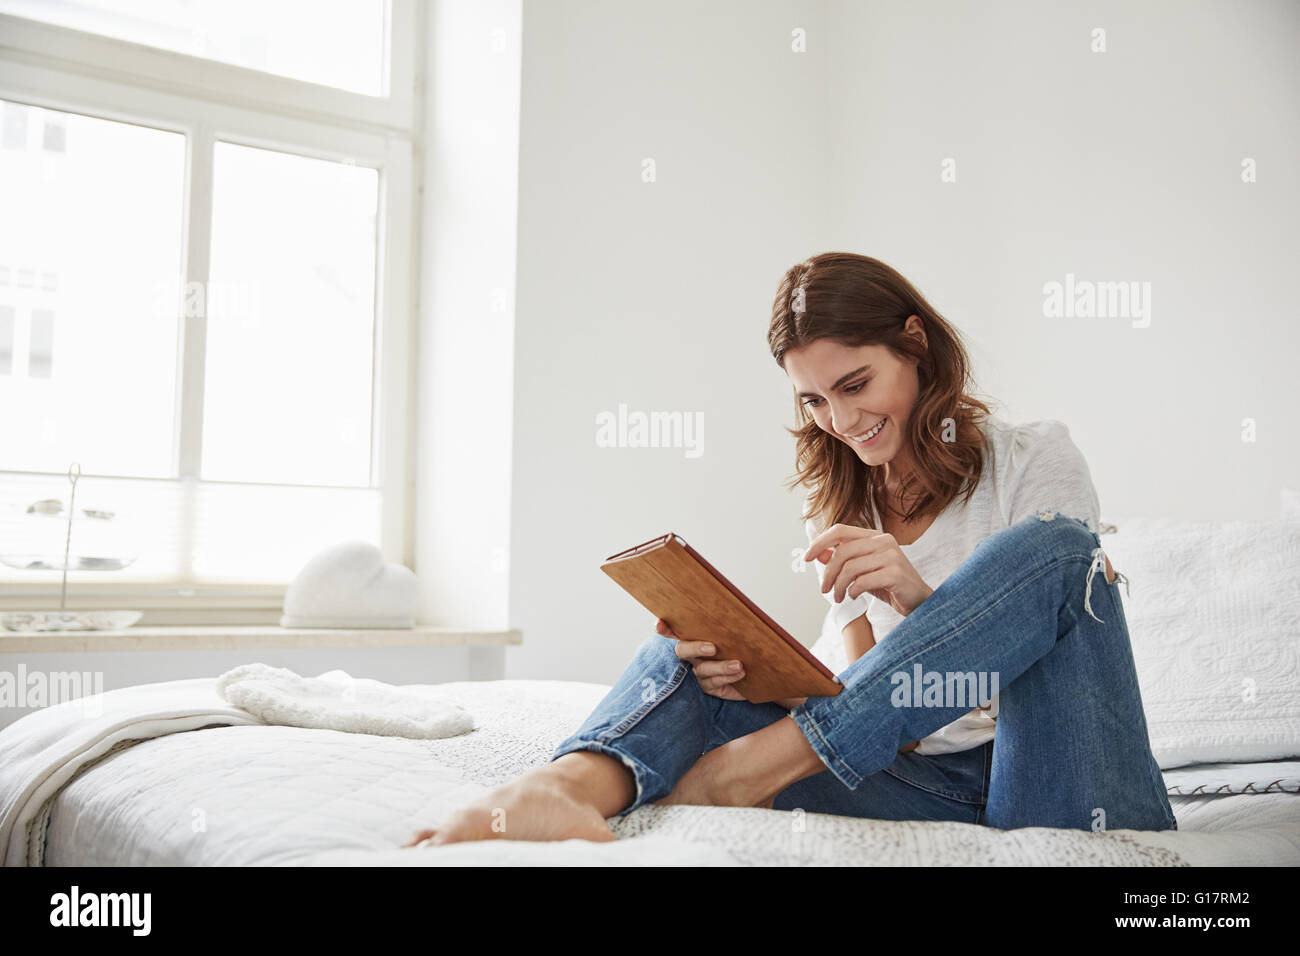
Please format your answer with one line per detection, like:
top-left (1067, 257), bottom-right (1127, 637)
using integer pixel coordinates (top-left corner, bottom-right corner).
top-left (903, 314), bottom-right (928, 350)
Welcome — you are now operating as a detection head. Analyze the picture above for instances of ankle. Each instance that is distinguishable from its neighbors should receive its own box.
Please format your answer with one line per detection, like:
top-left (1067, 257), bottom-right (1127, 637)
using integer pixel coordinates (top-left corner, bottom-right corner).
top-left (547, 751), bottom-right (637, 817)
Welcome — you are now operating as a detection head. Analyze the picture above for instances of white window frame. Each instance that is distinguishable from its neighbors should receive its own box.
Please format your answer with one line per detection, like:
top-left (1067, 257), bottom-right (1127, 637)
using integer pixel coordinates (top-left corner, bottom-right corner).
top-left (0, 5), bottom-right (422, 619)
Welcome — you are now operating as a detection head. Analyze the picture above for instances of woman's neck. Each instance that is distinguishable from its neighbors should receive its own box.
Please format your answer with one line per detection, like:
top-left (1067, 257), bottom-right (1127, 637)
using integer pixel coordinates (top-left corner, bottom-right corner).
top-left (876, 471), bottom-right (926, 519)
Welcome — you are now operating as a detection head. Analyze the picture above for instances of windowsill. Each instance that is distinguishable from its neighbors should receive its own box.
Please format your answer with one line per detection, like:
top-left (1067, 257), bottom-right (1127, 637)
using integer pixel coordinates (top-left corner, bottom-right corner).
top-left (0, 625), bottom-right (522, 654)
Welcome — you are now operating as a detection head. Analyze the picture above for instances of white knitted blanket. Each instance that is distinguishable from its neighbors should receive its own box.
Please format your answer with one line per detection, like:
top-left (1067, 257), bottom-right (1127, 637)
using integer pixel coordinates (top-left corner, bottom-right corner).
top-left (216, 664), bottom-right (473, 740)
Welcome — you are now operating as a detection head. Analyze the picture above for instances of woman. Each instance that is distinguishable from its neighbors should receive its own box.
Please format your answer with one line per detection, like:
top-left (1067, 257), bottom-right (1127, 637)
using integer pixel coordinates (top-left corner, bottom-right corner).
top-left (407, 252), bottom-right (1176, 847)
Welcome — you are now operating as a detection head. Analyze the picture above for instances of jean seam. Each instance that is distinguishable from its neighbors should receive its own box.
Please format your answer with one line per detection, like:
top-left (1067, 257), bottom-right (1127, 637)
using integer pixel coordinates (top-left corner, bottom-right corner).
top-left (790, 706), bottom-right (863, 788)
top-left (598, 660), bottom-right (691, 744)
top-left (549, 656), bottom-right (693, 817)
top-left (881, 762), bottom-right (988, 805)
top-left (549, 739), bottom-right (656, 818)
top-left (981, 740), bottom-right (994, 819)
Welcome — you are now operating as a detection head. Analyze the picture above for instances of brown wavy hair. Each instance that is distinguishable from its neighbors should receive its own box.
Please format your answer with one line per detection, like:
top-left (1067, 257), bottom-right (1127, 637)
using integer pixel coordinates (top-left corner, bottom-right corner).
top-left (768, 252), bottom-right (996, 533)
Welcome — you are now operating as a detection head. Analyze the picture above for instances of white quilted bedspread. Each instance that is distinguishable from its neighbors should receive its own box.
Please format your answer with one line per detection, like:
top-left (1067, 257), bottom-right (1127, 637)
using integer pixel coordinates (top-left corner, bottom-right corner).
top-left (39, 679), bottom-right (1300, 867)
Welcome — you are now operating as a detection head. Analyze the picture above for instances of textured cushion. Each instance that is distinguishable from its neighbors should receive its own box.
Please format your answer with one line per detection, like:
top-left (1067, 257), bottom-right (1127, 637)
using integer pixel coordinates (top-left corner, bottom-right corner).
top-left (1101, 517), bottom-right (1300, 769)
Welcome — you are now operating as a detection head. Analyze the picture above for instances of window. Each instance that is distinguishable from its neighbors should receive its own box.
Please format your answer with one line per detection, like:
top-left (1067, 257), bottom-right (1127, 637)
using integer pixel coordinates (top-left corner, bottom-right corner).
top-left (0, 3), bottom-right (419, 618)
top-left (0, 0), bottom-right (389, 95)
top-left (203, 142), bottom-right (379, 488)
top-left (0, 101), bottom-right (186, 477)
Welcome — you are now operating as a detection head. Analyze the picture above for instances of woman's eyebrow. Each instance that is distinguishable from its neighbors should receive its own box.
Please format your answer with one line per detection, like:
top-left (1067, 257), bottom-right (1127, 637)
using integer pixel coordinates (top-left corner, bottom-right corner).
top-left (796, 364), bottom-right (873, 399)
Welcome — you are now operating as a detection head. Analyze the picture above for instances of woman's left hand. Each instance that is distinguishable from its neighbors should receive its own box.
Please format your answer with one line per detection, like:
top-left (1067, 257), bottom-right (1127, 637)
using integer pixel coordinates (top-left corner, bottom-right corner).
top-left (804, 524), bottom-right (934, 617)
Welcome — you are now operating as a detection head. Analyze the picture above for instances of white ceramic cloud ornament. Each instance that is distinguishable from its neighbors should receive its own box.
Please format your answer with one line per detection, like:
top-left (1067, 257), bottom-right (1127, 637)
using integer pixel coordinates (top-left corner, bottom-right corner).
top-left (280, 540), bottom-right (419, 628)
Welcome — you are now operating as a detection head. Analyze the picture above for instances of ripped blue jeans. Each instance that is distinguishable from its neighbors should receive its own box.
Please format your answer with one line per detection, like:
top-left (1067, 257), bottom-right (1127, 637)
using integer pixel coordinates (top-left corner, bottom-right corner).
top-left (549, 510), bottom-right (1177, 833)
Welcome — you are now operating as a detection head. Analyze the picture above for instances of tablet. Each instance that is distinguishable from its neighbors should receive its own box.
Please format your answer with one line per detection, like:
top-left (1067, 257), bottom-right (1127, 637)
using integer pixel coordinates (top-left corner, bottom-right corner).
top-left (601, 532), bottom-right (842, 703)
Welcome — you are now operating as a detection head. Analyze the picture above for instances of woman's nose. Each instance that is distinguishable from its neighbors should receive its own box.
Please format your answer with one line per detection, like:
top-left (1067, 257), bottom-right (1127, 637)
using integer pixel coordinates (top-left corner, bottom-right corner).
top-left (828, 402), bottom-right (856, 435)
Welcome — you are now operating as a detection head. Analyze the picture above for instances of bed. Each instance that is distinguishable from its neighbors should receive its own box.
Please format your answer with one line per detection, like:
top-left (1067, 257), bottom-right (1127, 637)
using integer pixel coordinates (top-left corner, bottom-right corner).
top-left (4, 514), bottom-right (1299, 866)
top-left (18, 677), bottom-right (1298, 866)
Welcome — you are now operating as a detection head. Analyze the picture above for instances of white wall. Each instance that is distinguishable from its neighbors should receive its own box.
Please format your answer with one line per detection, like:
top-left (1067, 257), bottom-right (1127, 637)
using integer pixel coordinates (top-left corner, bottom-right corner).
top-left (505, 0), bottom-right (1299, 685)
top-left (509, 0), bottom-right (834, 683)
top-left (818, 0), bottom-right (1300, 525)
top-left (414, 0), bottom-right (522, 631)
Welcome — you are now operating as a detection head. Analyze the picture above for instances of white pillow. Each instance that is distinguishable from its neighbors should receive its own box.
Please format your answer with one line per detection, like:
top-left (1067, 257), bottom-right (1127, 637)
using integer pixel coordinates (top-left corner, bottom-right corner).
top-left (1100, 516), bottom-right (1300, 769)
top-left (280, 540), bottom-right (419, 628)
top-left (1282, 487), bottom-right (1300, 520)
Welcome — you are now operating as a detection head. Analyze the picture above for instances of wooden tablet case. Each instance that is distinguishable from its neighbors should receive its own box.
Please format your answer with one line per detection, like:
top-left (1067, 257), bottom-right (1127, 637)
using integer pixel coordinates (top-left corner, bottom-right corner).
top-left (601, 533), bottom-right (842, 703)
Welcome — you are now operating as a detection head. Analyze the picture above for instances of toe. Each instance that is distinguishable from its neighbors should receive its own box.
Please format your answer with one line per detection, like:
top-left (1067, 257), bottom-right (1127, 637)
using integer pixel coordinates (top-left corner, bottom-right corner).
top-left (403, 827), bottom-right (438, 847)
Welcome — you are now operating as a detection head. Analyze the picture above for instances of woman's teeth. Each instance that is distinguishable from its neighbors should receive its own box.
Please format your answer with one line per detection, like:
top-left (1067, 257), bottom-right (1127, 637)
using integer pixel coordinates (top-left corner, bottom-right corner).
top-left (850, 417), bottom-right (887, 443)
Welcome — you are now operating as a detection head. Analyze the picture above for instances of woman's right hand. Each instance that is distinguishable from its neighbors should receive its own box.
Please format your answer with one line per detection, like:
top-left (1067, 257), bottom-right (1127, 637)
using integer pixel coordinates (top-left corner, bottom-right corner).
top-left (657, 618), bottom-right (746, 700)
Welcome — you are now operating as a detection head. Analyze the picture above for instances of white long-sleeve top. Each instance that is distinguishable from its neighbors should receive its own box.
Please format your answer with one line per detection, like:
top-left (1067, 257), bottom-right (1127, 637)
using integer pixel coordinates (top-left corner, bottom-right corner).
top-left (804, 415), bottom-right (1104, 755)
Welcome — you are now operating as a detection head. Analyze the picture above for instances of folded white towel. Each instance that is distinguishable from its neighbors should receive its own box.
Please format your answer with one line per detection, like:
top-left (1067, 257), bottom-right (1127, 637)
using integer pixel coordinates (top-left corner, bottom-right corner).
top-left (216, 664), bottom-right (474, 740)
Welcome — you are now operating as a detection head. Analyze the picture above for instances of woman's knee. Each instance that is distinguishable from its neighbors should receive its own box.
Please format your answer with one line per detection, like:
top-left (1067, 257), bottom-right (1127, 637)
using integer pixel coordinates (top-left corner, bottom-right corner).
top-left (1002, 508), bottom-right (1098, 561)
top-left (632, 633), bottom-right (686, 669)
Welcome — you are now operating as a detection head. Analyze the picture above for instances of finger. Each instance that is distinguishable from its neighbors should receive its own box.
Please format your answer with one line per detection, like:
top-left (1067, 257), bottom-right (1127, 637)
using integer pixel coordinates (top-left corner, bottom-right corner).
top-left (804, 523), bottom-right (875, 561)
top-left (813, 529), bottom-right (879, 592)
top-left (803, 522), bottom-right (849, 560)
top-left (818, 541), bottom-right (858, 594)
top-left (823, 537), bottom-right (890, 598)
top-left (708, 684), bottom-right (745, 701)
top-left (697, 667), bottom-right (745, 693)
top-left (655, 618), bottom-right (679, 639)
top-left (832, 553), bottom-right (891, 603)
top-left (698, 674), bottom-right (745, 698)
top-left (674, 639), bottom-right (716, 660)
top-left (692, 659), bottom-right (743, 680)
top-left (836, 541), bottom-right (906, 602)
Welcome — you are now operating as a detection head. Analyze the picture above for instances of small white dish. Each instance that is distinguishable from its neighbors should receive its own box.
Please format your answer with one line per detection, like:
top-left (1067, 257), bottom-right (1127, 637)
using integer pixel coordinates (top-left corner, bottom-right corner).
top-left (1, 610), bottom-right (143, 632)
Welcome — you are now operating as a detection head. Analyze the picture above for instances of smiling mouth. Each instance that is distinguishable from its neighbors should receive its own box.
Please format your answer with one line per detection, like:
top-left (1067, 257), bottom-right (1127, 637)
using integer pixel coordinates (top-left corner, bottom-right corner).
top-left (846, 416), bottom-right (887, 444)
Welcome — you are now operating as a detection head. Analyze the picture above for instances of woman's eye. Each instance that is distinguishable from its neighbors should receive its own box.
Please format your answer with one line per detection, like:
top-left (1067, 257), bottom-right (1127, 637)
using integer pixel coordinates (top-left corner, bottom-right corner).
top-left (802, 381), bottom-right (867, 408)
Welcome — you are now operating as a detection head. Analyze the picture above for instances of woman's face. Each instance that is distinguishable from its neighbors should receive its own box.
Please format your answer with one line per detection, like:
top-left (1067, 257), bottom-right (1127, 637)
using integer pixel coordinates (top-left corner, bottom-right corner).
top-left (783, 319), bottom-right (925, 483)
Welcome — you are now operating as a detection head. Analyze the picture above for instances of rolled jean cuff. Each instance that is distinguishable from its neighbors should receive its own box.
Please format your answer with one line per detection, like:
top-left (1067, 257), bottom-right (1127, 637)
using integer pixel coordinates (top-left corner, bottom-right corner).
top-left (549, 739), bottom-right (662, 819)
top-left (789, 703), bottom-right (864, 790)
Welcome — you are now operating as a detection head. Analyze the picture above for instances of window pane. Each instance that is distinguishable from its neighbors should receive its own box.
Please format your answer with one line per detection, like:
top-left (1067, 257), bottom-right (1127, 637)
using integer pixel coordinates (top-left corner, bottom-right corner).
top-left (0, 471), bottom-right (382, 585)
top-left (203, 142), bottom-right (378, 487)
top-left (0, 0), bottom-right (389, 96)
top-left (0, 99), bottom-right (185, 478)
top-left (0, 305), bottom-right (13, 374)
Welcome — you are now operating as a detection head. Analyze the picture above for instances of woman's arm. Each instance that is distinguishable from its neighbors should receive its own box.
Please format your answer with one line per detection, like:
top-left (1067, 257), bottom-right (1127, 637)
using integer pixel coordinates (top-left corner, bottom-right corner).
top-left (773, 617), bottom-right (879, 705)
top-left (842, 615), bottom-right (875, 661)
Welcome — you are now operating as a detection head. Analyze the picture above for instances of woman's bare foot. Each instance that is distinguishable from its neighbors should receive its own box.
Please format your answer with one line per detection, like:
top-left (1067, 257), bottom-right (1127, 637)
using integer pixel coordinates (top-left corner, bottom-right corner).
top-left (404, 752), bottom-right (635, 848)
